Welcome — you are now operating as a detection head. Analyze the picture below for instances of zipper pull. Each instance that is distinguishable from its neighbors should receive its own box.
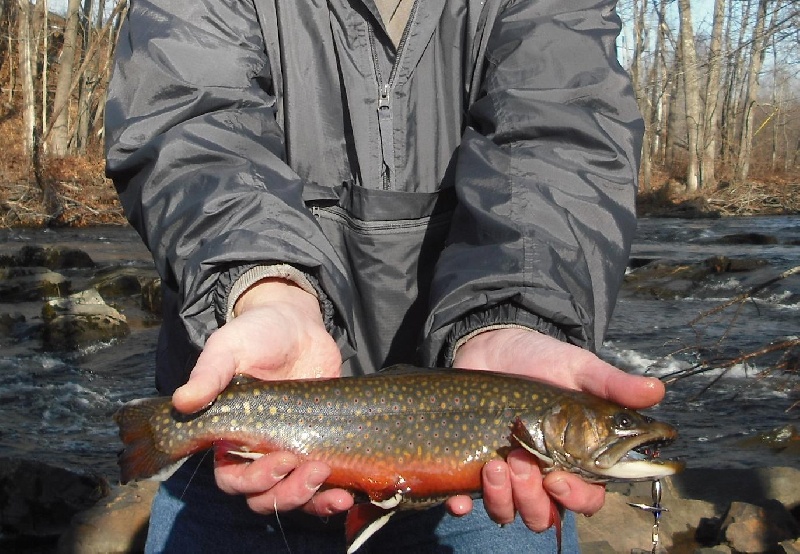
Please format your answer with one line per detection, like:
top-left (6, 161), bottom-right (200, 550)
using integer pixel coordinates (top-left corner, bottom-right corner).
top-left (377, 84), bottom-right (395, 190)
top-left (379, 84), bottom-right (390, 111)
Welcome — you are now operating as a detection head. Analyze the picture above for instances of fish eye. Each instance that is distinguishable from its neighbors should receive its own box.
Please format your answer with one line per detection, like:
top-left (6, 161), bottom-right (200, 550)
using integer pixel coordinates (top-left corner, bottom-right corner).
top-left (614, 412), bottom-right (636, 429)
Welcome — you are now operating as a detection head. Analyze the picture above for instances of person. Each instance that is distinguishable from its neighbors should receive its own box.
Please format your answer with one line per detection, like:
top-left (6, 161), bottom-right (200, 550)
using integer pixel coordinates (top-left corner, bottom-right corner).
top-left (105, 1), bottom-right (664, 552)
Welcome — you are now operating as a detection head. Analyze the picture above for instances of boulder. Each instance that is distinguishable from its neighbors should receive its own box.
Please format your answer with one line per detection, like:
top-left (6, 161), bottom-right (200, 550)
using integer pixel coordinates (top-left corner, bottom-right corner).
top-left (0, 458), bottom-right (109, 539)
top-left (0, 245), bottom-right (95, 269)
top-left (0, 267), bottom-right (70, 301)
top-left (42, 289), bottom-right (129, 350)
top-left (58, 481), bottom-right (158, 554)
top-left (623, 256), bottom-right (770, 300)
top-left (140, 277), bottom-right (162, 315)
top-left (91, 269), bottom-right (145, 299)
top-left (720, 500), bottom-right (799, 553)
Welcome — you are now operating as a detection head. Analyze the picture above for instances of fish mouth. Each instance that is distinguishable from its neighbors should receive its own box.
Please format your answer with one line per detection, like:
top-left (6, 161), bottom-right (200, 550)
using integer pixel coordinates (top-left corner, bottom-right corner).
top-left (592, 429), bottom-right (685, 481)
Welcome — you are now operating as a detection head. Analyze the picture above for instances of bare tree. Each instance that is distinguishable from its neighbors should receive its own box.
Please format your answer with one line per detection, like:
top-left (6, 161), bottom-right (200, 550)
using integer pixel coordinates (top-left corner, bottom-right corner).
top-left (734, 0), bottom-right (772, 185)
top-left (677, 0), bottom-right (702, 191)
top-left (700, 0), bottom-right (726, 188)
top-left (16, 0), bottom-right (36, 161)
top-left (48, 0), bottom-right (82, 157)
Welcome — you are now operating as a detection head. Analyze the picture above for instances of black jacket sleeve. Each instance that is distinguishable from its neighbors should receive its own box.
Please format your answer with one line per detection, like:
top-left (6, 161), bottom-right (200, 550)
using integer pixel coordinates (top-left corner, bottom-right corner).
top-left (422, 0), bottom-right (644, 365)
top-left (104, 0), bottom-right (351, 349)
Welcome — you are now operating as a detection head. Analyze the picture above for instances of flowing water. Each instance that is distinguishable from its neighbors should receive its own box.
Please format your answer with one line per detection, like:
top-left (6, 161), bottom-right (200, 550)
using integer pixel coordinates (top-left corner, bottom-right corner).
top-left (0, 218), bottom-right (797, 482)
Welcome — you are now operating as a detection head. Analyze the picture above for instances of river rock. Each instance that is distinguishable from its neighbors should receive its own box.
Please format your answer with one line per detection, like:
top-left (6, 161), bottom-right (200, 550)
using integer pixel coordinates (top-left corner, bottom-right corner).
top-left (58, 481), bottom-right (158, 554)
top-left (140, 276), bottom-right (162, 315)
top-left (91, 268), bottom-right (145, 298)
top-left (0, 457), bottom-right (109, 538)
top-left (720, 500), bottom-right (798, 553)
top-left (0, 266), bottom-right (70, 301)
top-left (42, 289), bottom-right (129, 350)
top-left (0, 245), bottom-right (95, 269)
top-left (623, 255), bottom-right (769, 299)
top-left (711, 232), bottom-right (780, 245)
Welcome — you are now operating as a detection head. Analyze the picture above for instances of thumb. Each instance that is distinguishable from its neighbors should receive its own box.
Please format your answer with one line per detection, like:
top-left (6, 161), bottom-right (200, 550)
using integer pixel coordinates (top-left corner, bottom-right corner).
top-left (172, 339), bottom-right (236, 414)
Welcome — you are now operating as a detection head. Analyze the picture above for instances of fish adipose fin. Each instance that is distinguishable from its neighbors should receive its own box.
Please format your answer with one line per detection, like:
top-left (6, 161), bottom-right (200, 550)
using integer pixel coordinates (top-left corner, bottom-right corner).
top-left (113, 398), bottom-right (186, 484)
top-left (345, 503), bottom-right (398, 554)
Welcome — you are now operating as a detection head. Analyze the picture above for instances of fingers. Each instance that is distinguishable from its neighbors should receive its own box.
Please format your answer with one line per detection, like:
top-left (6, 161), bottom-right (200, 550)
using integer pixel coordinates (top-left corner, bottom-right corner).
top-left (214, 452), bottom-right (353, 516)
top-left (542, 471), bottom-right (605, 517)
top-left (444, 495), bottom-right (473, 517)
top-left (482, 450), bottom-right (607, 532)
top-left (481, 460), bottom-right (515, 525)
top-left (575, 364), bottom-right (666, 410)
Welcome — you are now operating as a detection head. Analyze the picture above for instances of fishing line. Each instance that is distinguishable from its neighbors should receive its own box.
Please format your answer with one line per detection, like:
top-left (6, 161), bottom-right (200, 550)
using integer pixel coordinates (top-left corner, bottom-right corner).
top-left (179, 449), bottom-right (212, 501)
top-left (273, 496), bottom-right (293, 554)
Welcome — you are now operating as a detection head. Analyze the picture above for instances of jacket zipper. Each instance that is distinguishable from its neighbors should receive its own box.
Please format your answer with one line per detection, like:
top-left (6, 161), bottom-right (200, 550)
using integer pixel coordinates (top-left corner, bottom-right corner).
top-left (368, 1), bottom-right (418, 191)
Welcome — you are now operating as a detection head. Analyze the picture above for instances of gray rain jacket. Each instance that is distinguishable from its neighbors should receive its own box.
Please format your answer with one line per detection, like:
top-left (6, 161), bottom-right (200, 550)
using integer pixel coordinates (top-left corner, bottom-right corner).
top-left (105, 0), bottom-right (643, 394)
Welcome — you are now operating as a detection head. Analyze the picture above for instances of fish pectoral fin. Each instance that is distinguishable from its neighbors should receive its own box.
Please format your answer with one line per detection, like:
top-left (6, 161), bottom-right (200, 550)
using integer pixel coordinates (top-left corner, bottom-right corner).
top-left (512, 433), bottom-right (554, 467)
top-left (345, 503), bottom-right (397, 554)
top-left (370, 491), bottom-right (404, 510)
top-left (213, 440), bottom-right (265, 462)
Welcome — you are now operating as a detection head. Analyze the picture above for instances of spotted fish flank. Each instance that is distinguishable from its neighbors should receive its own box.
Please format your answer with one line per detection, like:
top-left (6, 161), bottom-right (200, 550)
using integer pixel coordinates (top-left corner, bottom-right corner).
top-left (114, 365), bottom-right (684, 553)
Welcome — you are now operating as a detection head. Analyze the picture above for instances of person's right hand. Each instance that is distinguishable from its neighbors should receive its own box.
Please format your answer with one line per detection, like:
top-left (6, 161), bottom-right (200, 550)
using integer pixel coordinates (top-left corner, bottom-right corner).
top-left (172, 278), bottom-right (353, 518)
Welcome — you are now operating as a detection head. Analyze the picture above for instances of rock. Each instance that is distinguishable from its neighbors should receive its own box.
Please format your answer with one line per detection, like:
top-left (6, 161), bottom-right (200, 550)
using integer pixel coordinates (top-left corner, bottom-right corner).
top-left (0, 267), bottom-right (70, 301)
top-left (712, 232), bottom-right (780, 245)
top-left (578, 468), bottom-right (800, 553)
top-left (140, 277), bottom-right (162, 315)
top-left (58, 481), bottom-right (158, 554)
top-left (42, 289), bottom-right (129, 350)
top-left (91, 269), bottom-right (144, 298)
top-left (738, 424), bottom-right (800, 453)
top-left (781, 539), bottom-right (800, 553)
top-left (720, 500), bottom-right (798, 553)
top-left (0, 245), bottom-right (95, 269)
top-left (623, 256), bottom-right (770, 300)
top-left (0, 311), bottom-right (25, 335)
top-left (0, 458), bottom-right (109, 539)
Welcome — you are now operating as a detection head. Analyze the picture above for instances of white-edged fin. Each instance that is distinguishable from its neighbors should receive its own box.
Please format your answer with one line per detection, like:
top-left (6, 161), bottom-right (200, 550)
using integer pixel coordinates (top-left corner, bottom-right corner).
top-left (371, 491), bottom-right (403, 510)
top-left (598, 461), bottom-right (678, 480)
top-left (346, 509), bottom-right (396, 554)
top-left (513, 434), bottom-right (554, 466)
top-left (147, 457), bottom-right (189, 482)
top-left (223, 450), bottom-right (265, 461)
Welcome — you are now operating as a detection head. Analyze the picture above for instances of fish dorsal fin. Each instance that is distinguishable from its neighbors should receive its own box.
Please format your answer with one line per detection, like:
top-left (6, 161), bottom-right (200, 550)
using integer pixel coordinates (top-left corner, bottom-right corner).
top-left (345, 503), bottom-right (397, 554)
top-left (230, 374), bottom-right (261, 386)
top-left (377, 364), bottom-right (460, 377)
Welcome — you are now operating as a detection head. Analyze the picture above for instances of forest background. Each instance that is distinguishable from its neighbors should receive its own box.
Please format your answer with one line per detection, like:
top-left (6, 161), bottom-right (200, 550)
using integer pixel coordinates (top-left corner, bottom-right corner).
top-left (0, 0), bottom-right (797, 227)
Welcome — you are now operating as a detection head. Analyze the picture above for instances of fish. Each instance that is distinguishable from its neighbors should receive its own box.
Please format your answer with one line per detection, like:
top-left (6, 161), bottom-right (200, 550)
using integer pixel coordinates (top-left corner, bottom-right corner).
top-left (114, 365), bottom-right (684, 553)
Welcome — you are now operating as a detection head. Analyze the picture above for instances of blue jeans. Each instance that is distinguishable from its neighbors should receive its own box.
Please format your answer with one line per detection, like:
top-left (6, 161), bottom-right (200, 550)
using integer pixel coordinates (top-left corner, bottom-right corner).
top-left (145, 454), bottom-right (580, 553)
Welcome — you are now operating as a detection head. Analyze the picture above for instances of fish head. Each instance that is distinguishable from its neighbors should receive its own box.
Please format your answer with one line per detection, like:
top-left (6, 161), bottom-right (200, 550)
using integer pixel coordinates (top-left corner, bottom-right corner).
top-left (512, 395), bottom-right (684, 483)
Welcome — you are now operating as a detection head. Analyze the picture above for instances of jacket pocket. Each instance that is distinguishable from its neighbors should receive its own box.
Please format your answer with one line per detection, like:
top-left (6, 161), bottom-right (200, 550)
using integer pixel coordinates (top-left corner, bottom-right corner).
top-left (308, 184), bottom-right (455, 374)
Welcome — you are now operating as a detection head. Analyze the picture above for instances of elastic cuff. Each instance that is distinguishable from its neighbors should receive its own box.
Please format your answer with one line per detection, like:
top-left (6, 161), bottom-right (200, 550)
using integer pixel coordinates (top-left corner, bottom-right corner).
top-left (225, 264), bottom-right (318, 323)
top-left (450, 323), bottom-right (535, 361)
top-left (215, 264), bottom-right (335, 332)
top-left (439, 304), bottom-right (568, 366)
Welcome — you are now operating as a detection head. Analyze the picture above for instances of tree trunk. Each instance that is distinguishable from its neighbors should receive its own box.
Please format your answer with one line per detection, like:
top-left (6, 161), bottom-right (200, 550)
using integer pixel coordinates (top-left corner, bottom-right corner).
top-left (721, 0), bottom-right (751, 170)
top-left (48, 0), bottom-right (82, 157)
top-left (700, 0), bottom-right (726, 188)
top-left (733, 0), bottom-right (770, 185)
top-left (677, 0), bottom-right (701, 192)
top-left (16, 0), bottom-right (36, 163)
top-left (630, 0), bottom-right (652, 190)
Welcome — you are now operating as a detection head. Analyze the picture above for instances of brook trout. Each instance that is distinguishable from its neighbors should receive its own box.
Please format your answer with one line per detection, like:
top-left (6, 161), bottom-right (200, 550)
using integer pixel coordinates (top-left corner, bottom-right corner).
top-left (115, 365), bottom-right (683, 552)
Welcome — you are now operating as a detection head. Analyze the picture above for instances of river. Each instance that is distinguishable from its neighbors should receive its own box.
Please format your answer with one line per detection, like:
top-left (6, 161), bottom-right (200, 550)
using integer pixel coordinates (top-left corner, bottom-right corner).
top-left (0, 217), bottom-right (797, 482)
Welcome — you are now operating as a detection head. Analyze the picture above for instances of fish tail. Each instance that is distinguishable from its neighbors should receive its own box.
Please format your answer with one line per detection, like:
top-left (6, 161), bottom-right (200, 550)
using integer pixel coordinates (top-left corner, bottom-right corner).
top-left (114, 398), bottom-right (185, 484)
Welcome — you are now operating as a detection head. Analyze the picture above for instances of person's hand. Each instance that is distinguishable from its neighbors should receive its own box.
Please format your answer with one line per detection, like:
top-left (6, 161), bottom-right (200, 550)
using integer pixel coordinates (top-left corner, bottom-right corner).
top-left (172, 278), bottom-right (353, 518)
top-left (445, 327), bottom-right (665, 531)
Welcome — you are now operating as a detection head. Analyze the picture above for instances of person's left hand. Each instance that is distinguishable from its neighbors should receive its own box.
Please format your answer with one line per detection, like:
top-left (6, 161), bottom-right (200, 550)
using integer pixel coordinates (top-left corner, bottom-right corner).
top-left (445, 327), bottom-right (665, 531)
